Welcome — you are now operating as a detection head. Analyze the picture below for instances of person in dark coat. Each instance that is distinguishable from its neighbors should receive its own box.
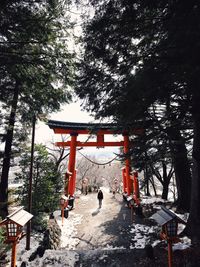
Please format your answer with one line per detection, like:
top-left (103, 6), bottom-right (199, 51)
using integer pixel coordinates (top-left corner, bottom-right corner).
top-left (97, 189), bottom-right (103, 208)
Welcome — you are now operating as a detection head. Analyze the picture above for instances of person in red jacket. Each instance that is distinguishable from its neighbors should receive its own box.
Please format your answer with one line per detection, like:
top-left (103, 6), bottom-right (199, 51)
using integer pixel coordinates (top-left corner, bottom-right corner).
top-left (97, 189), bottom-right (103, 208)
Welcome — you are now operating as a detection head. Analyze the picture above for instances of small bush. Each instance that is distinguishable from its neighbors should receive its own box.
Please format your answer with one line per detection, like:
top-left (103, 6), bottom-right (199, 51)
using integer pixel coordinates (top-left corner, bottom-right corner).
top-left (0, 228), bottom-right (5, 245)
top-left (0, 227), bottom-right (8, 261)
top-left (31, 213), bottom-right (48, 232)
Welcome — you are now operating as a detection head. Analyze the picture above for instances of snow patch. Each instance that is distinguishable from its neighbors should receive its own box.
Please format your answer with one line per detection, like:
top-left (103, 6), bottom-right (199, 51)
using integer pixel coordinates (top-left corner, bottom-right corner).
top-left (173, 242), bottom-right (190, 251)
top-left (130, 224), bottom-right (158, 249)
top-left (141, 196), bottom-right (166, 205)
top-left (103, 245), bottom-right (125, 250)
top-left (15, 233), bottom-right (42, 266)
top-left (19, 250), bottom-right (79, 267)
top-left (152, 240), bottom-right (161, 247)
top-left (99, 254), bottom-right (108, 260)
top-left (54, 210), bottom-right (83, 249)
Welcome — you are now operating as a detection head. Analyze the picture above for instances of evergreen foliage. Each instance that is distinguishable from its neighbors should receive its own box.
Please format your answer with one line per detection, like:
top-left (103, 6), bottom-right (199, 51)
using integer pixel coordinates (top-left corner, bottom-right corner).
top-left (15, 144), bottom-right (62, 230)
top-left (76, 1), bottom-right (198, 122)
top-left (0, 0), bottom-right (74, 217)
top-left (0, 227), bottom-right (5, 246)
top-left (75, 0), bottom-right (200, 242)
top-left (75, 0), bottom-right (193, 207)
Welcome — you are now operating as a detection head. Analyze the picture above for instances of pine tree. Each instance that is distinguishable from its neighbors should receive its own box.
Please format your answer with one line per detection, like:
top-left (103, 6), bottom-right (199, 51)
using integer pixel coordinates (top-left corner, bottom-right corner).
top-left (75, 0), bottom-right (200, 242)
top-left (15, 144), bottom-right (63, 230)
top-left (0, 0), bottom-right (74, 217)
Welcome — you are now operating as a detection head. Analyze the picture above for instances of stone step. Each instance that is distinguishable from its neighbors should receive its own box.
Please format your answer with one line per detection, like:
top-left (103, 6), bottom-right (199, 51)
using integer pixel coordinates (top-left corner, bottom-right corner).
top-left (21, 248), bottom-right (147, 267)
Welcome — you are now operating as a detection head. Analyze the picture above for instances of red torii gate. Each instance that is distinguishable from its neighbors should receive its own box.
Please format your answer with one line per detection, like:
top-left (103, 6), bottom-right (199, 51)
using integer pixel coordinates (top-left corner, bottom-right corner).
top-left (48, 120), bottom-right (143, 199)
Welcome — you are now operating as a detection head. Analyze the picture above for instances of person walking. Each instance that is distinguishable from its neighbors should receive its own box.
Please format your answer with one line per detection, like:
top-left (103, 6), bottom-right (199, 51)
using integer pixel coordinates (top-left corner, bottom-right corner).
top-left (97, 189), bottom-right (103, 208)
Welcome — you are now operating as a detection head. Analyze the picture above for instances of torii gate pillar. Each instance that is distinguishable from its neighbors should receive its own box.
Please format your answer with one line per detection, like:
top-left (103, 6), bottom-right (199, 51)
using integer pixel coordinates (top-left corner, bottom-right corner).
top-left (123, 134), bottom-right (133, 195)
top-left (122, 167), bottom-right (127, 193)
top-left (67, 133), bottom-right (78, 196)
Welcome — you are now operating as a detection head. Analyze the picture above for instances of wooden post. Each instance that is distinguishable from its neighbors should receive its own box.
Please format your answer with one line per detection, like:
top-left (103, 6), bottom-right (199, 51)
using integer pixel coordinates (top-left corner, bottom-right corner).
top-left (26, 114), bottom-right (36, 250)
top-left (72, 169), bottom-right (77, 196)
top-left (122, 168), bottom-right (127, 193)
top-left (167, 239), bottom-right (173, 267)
top-left (68, 133), bottom-right (78, 196)
top-left (61, 205), bottom-right (64, 226)
top-left (133, 171), bottom-right (140, 204)
top-left (11, 240), bottom-right (17, 267)
top-left (123, 134), bottom-right (132, 195)
top-left (64, 172), bottom-right (69, 196)
top-left (68, 176), bottom-right (73, 196)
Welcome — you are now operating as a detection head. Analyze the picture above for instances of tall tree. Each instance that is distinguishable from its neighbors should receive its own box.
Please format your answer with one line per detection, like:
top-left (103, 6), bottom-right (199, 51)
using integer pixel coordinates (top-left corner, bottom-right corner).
top-left (75, 0), bottom-right (200, 242)
top-left (15, 144), bottom-right (62, 229)
top-left (0, 0), bottom-right (74, 217)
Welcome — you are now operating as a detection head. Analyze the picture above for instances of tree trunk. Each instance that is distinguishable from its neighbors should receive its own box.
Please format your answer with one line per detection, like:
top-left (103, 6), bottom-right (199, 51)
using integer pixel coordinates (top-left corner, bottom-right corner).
top-left (162, 184), bottom-right (169, 200)
top-left (186, 92), bottom-right (200, 244)
top-left (146, 176), bottom-right (151, 196)
top-left (144, 165), bottom-right (151, 196)
top-left (149, 177), bottom-right (157, 196)
top-left (0, 82), bottom-right (19, 218)
top-left (172, 175), bottom-right (177, 202)
top-left (161, 162), bottom-right (171, 200)
top-left (168, 128), bottom-right (191, 211)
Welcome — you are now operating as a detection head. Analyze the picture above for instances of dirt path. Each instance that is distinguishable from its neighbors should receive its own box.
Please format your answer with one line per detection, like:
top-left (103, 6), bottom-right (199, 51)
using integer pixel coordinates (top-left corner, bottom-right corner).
top-left (70, 188), bottom-right (133, 250)
top-left (4, 189), bottom-right (195, 267)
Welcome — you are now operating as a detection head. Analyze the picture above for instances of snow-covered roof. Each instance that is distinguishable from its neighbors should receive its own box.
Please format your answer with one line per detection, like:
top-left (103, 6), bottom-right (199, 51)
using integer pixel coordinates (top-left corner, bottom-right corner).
top-left (151, 206), bottom-right (186, 226)
top-left (6, 207), bottom-right (33, 226)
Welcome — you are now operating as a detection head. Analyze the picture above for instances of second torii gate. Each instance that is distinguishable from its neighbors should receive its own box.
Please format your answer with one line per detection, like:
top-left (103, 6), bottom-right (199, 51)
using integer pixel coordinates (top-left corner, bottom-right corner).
top-left (48, 120), bottom-right (143, 198)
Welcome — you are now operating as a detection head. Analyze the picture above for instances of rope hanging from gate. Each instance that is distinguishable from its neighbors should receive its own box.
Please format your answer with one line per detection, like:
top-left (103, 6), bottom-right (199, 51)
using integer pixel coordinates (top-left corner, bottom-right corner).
top-left (77, 149), bottom-right (120, 166)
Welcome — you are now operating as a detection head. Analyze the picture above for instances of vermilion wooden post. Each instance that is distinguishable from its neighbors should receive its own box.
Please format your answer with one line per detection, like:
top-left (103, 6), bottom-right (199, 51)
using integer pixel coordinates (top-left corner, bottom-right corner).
top-left (122, 167), bottom-right (127, 192)
top-left (68, 176), bottom-right (73, 196)
top-left (68, 133), bottom-right (78, 196)
top-left (133, 171), bottom-right (140, 204)
top-left (11, 240), bottom-right (17, 267)
top-left (64, 172), bottom-right (69, 196)
top-left (168, 239), bottom-right (173, 267)
top-left (61, 205), bottom-right (64, 226)
top-left (123, 134), bottom-right (132, 195)
top-left (72, 169), bottom-right (77, 196)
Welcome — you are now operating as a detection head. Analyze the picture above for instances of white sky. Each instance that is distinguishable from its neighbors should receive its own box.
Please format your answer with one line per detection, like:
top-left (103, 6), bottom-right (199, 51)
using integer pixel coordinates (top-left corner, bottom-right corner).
top-left (35, 102), bottom-right (93, 144)
top-left (33, 5), bottom-right (108, 154)
top-left (35, 102), bottom-right (121, 156)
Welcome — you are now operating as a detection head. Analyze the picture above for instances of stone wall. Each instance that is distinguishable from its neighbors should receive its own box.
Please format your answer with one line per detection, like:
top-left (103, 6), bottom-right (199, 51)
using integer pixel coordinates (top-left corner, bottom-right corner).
top-left (43, 218), bottom-right (61, 250)
top-left (28, 217), bottom-right (62, 263)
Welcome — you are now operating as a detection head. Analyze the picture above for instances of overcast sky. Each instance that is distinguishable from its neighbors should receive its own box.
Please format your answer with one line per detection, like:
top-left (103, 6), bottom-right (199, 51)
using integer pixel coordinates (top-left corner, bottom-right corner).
top-left (35, 101), bottom-right (93, 143)
top-left (35, 102), bottom-right (121, 157)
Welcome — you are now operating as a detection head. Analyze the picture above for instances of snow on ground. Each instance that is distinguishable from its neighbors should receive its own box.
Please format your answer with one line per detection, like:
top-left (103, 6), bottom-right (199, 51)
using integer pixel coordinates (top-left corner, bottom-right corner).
top-left (139, 197), bottom-right (191, 251)
top-left (173, 241), bottom-right (190, 251)
top-left (141, 196), bottom-right (166, 205)
top-left (26, 250), bottom-right (79, 267)
top-left (54, 210), bottom-right (83, 249)
top-left (4, 192), bottom-right (192, 267)
top-left (129, 224), bottom-right (159, 249)
top-left (8, 211), bottom-right (82, 267)
top-left (11, 233), bottom-right (42, 267)
top-left (129, 221), bottom-right (191, 251)
top-left (5, 208), bottom-right (83, 266)
top-left (102, 245), bottom-right (125, 250)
